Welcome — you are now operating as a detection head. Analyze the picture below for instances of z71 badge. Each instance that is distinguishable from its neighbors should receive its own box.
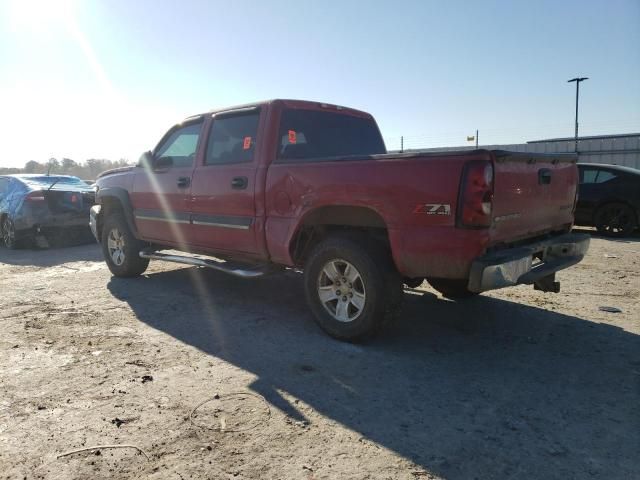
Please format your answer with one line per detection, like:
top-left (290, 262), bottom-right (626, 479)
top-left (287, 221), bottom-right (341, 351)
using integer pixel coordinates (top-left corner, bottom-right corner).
top-left (413, 204), bottom-right (451, 215)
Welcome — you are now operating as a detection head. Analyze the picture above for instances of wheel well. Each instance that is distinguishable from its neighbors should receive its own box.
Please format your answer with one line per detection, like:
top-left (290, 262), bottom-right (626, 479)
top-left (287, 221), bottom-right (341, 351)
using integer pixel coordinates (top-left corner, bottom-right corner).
top-left (97, 196), bottom-right (125, 239)
top-left (101, 196), bottom-right (124, 215)
top-left (289, 206), bottom-right (391, 266)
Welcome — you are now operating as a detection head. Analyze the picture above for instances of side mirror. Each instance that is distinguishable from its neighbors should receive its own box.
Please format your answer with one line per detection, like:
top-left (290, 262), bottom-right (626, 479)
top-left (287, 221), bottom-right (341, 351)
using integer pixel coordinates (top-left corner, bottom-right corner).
top-left (138, 151), bottom-right (154, 169)
top-left (154, 156), bottom-right (173, 169)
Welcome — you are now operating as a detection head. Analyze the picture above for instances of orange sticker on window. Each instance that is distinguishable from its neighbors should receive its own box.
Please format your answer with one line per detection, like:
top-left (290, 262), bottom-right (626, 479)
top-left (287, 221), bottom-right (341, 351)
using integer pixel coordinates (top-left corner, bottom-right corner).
top-left (243, 136), bottom-right (252, 150)
top-left (288, 130), bottom-right (297, 144)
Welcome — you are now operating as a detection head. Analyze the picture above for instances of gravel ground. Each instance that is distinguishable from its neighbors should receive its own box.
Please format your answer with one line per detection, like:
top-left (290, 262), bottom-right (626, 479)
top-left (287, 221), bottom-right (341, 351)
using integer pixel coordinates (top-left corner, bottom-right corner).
top-left (0, 230), bottom-right (638, 480)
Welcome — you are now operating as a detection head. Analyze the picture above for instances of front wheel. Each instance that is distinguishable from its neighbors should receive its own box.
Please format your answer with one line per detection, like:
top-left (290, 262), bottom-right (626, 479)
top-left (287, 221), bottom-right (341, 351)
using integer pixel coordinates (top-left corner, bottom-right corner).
top-left (101, 213), bottom-right (149, 277)
top-left (594, 202), bottom-right (637, 237)
top-left (303, 236), bottom-right (402, 341)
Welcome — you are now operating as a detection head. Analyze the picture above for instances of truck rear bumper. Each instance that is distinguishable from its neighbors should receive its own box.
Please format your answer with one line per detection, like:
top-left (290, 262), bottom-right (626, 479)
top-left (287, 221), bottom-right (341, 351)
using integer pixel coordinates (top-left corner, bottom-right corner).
top-left (467, 232), bottom-right (590, 293)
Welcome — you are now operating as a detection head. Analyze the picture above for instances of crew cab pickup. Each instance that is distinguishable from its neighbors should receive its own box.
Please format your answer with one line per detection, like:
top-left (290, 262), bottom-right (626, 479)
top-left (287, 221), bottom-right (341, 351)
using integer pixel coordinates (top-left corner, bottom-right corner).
top-left (91, 99), bottom-right (589, 340)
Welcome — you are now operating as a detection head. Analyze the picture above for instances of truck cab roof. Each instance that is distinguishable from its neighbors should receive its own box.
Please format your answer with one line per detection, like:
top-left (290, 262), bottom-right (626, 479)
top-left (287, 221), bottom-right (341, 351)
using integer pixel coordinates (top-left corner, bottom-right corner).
top-left (181, 99), bottom-right (374, 124)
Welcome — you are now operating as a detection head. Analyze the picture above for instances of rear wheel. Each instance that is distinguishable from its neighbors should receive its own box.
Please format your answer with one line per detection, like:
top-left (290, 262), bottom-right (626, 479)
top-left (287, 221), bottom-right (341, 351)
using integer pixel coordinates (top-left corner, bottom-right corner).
top-left (427, 278), bottom-right (478, 300)
top-left (594, 202), bottom-right (637, 237)
top-left (303, 235), bottom-right (402, 341)
top-left (2, 216), bottom-right (17, 249)
top-left (101, 213), bottom-right (149, 277)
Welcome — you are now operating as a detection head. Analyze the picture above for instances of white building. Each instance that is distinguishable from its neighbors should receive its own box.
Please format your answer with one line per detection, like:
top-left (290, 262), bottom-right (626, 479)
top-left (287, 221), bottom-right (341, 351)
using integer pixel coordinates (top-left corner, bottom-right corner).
top-left (403, 133), bottom-right (640, 169)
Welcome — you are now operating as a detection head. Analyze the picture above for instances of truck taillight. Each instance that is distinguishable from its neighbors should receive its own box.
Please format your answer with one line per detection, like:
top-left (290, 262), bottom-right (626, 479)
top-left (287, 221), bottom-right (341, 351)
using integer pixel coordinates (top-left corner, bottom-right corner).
top-left (26, 191), bottom-right (46, 202)
top-left (458, 160), bottom-right (494, 227)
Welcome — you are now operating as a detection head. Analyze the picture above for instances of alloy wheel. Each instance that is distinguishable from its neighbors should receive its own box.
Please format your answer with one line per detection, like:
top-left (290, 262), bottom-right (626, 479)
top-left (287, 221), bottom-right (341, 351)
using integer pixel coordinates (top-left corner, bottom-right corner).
top-left (107, 227), bottom-right (126, 266)
top-left (317, 259), bottom-right (366, 323)
top-left (2, 218), bottom-right (15, 248)
top-left (599, 205), bottom-right (634, 236)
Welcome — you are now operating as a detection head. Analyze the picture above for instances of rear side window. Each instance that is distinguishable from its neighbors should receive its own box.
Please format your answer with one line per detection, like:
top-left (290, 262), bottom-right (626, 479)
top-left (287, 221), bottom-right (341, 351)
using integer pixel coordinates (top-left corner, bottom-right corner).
top-left (277, 109), bottom-right (386, 161)
top-left (580, 168), bottom-right (617, 184)
top-left (205, 112), bottom-right (260, 165)
top-left (595, 170), bottom-right (617, 183)
top-left (155, 122), bottom-right (203, 168)
top-left (580, 169), bottom-right (599, 184)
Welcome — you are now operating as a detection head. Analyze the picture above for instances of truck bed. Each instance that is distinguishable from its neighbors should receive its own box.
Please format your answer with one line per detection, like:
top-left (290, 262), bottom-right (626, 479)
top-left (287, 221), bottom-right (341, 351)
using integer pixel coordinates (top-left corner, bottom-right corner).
top-left (265, 149), bottom-right (578, 279)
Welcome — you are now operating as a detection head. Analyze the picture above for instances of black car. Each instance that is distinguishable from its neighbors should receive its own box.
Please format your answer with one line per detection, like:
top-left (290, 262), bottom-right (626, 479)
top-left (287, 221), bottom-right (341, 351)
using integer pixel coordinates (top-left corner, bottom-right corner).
top-left (575, 163), bottom-right (640, 237)
top-left (0, 174), bottom-right (96, 248)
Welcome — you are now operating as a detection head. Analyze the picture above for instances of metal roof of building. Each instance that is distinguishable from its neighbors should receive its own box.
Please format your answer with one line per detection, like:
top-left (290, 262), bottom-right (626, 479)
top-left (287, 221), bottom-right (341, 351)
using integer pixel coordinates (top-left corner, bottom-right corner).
top-left (528, 133), bottom-right (640, 143)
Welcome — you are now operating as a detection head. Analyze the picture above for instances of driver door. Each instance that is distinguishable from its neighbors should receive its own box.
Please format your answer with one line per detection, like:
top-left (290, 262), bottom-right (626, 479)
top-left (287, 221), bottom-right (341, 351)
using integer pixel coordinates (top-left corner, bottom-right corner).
top-left (131, 120), bottom-right (203, 248)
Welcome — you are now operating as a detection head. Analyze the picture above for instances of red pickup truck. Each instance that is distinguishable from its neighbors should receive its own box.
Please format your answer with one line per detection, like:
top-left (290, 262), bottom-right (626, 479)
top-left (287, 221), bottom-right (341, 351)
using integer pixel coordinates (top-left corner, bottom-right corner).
top-left (91, 99), bottom-right (589, 340)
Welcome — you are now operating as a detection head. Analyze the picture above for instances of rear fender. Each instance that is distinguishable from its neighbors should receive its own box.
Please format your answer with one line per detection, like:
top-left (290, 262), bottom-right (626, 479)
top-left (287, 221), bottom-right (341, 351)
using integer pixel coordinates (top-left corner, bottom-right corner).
top-left (286, 205), bottom-right (393, 266)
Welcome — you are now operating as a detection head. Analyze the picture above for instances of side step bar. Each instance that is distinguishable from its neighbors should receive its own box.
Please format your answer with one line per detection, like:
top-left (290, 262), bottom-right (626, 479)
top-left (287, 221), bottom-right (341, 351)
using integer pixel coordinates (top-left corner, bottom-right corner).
top-left (139, 250), bottom-right (272, 278)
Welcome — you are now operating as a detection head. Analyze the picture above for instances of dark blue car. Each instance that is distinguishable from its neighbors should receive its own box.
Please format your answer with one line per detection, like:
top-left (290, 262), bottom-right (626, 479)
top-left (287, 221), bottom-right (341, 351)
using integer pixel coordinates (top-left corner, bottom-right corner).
top-left (575, 163), bottom-right (640, 237)
top-left (0, 174), bottom-right (96, 248)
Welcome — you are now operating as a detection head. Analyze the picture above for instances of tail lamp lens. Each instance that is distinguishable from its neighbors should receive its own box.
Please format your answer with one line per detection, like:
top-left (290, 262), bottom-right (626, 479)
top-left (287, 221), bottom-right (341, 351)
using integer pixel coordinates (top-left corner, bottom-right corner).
top-left (26, 191), bottom-right (46, 202)
top-left (458, 161), bottom-right (494, 227)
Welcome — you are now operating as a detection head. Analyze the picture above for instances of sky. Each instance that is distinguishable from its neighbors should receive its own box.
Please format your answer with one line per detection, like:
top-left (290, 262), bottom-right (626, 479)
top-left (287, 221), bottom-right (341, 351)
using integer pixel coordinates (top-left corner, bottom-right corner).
top-left (0, 0), bottom-right (639, 167)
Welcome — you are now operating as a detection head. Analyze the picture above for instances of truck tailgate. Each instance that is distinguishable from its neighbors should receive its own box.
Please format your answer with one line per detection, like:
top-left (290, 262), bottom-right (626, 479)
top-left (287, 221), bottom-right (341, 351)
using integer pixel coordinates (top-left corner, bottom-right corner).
top-left (490, 151), bottom-right (578, 244)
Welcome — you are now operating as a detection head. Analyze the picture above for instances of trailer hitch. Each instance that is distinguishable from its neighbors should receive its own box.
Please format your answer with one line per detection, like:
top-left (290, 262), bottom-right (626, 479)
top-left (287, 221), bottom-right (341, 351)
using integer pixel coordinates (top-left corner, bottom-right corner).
top-left (533, 273), bottom-right (560, 293)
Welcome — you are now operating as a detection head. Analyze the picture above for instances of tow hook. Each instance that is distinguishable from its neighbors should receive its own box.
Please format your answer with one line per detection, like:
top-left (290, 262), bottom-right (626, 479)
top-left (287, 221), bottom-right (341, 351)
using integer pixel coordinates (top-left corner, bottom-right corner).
top-left (533, 273), bottom-right (560, 293)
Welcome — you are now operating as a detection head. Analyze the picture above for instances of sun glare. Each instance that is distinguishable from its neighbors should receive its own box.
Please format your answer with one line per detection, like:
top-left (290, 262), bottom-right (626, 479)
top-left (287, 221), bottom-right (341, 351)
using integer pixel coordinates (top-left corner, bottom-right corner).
top-left (9, 0), bottom-right (74, 33)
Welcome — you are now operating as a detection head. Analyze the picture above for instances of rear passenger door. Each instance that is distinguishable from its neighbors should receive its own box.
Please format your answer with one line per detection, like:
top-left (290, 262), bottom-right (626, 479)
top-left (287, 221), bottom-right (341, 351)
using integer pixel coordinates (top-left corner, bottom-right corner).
top-left (188, 109), bottom-right (262, 255)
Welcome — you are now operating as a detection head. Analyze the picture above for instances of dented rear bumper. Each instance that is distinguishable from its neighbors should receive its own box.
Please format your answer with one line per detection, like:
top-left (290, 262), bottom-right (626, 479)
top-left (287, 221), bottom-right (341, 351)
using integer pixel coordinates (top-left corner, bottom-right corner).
top-left (467, 232), bottom-right (590, 293)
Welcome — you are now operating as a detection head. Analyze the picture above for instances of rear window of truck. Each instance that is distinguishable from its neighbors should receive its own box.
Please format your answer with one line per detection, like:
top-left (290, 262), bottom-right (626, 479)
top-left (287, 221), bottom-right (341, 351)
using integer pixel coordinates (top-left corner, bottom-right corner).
top-left (277, 109), bottom-right (386, 161)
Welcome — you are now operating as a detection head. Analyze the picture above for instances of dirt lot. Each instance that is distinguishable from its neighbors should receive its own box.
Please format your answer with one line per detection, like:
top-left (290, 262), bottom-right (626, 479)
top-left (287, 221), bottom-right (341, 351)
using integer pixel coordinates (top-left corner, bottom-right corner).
top-left (0, 231), bottom-right (638, 480)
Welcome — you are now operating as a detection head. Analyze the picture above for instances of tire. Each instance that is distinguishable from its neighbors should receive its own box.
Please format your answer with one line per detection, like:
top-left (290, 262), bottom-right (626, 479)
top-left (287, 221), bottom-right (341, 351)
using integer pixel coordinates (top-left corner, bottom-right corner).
top-left (594, 202), bottom-right (637, 237)
top-left (2, 216), bottom-right (18, 249)
top-left (303, 235), bottom-right (402, 341)
top-left (427, 278), bottom-right (478, 300)
top-left (101, 213), bottom-right (149, 277)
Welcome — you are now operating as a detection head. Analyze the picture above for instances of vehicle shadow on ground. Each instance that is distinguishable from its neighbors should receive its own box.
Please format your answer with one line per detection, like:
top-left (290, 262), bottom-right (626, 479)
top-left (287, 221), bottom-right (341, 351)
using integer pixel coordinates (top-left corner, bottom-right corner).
top-left (572, 226), bottom-right (640, 243)
top-left (108, 267), bottom-right (639, 479)
top-left (0, 242), bottom-right (102, 267)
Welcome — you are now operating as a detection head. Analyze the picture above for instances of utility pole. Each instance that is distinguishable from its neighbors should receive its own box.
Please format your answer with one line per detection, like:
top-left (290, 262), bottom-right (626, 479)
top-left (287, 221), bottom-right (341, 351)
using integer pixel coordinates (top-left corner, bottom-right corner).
top-left (567, 77), bottom-right (588, 153)
top-left (400, 136), bottom-right (404, 153)
top-left (475, 129), bottom-right (478, 149)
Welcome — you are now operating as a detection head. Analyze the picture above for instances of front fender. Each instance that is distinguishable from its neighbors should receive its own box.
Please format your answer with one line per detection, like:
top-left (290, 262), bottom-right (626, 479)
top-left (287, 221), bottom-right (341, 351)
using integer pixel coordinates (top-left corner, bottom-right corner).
top-left (96, 187), bottom-right (139, 238)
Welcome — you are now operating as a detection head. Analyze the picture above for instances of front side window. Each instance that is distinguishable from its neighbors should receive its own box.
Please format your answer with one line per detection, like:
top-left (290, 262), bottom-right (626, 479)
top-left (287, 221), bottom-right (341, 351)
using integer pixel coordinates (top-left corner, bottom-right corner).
top-left (277, 109), bottom-right (386, 161)
top-left (155, 122), bottom-right (203, 168)
top-left (205, 112), bottom-right (260, 165)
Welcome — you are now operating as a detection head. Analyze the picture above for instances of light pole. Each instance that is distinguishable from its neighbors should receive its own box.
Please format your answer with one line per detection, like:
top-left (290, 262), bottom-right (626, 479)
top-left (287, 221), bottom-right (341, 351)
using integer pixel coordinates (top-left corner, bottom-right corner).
top-left (567, 77), bottom-right (588, 153)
